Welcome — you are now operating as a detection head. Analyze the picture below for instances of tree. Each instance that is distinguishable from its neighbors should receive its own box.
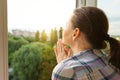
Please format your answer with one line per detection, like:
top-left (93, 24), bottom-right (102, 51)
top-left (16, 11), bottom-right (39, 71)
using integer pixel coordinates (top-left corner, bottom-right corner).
top-left (59, 27), bottom-right (63, 39)
top-left (11, 42), bottom-right (57, 80)
top-left (38, 43), bottom-right (56, 80)
top-left (8, 34), bottom-right (28, 53)
top-left (8, 35), bottom-right (29, 66)
top-left (12, 42), bottom-right (42, 80)
top-left (24, 37), bottom-right (35, 43)
top-left (50, 29), bottom-right (54, 44)
top-left (41, 29), bottom-right (48, 42)
top-left (53, 28), bottom-right (58, 44)
top-left (35, 30), bottom-right (40, 41)
top-left (50, 28), bottom-right (58, 45)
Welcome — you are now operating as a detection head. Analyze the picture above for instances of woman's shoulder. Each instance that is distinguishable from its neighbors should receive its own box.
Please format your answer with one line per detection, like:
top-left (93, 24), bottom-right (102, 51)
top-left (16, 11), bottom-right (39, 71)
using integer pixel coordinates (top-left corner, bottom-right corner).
top-left (52, 57), bottom-right (87, 80)
top-left (52, 49), bottom-right (120, 80)
top-left (52, 49), bottom-right (103, 72)
top-left (52, 49), bottom-right (110, 74)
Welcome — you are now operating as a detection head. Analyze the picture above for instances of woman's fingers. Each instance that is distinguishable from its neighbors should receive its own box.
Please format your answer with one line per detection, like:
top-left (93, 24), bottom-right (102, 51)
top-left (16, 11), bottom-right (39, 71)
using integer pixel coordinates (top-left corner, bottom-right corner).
top-left (57, 39), bottom-right (62, 53)
top-left (54, 39), bottom-right (73, 63)
top-left (54, 47), bottom-right (58, 57)
top-left (68, 49), bottom-right (72, 57)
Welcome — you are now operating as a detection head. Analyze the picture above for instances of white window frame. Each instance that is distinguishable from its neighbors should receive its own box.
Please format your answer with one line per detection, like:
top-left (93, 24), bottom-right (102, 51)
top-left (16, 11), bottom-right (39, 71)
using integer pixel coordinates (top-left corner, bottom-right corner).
top-left (0, 0), bottom-right (8, 79)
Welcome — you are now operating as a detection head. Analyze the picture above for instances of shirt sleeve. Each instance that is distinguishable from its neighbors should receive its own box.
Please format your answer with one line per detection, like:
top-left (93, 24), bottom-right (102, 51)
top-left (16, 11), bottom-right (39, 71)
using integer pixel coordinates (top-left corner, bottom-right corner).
top-left (52, 63), bottom-right (75, 80)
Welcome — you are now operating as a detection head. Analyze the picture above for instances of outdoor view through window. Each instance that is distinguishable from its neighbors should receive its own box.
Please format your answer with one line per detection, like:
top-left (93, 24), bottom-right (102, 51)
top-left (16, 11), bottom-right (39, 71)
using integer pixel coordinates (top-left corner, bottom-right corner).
top-left (8, 0), bottom-right (75, 80)
top-left (8, 0), bottom-right (120, 80)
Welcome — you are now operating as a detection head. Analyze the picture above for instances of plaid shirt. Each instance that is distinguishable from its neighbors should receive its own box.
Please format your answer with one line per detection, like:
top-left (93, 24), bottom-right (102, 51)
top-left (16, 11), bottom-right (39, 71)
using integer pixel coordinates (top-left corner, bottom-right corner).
top-left (52, 49), bottom-right (120, 80)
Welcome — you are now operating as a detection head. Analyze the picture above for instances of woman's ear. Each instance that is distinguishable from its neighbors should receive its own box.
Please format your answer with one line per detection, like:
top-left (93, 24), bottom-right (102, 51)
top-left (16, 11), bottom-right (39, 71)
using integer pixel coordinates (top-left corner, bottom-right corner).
top-left (72, 28), bottom-right (80, 40)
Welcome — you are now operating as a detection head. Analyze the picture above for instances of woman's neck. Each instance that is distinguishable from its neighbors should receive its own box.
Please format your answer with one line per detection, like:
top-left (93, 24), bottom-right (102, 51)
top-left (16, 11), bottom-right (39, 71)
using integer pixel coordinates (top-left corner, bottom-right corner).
top-left (71, 40), bottom-right (92, 54)
top-left (72, 47), bottom-right (91, 54)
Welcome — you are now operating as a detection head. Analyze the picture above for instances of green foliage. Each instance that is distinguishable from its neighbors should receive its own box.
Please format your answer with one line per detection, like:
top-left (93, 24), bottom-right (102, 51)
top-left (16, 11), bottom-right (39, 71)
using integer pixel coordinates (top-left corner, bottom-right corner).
top-left (59, 27), bottom-right (63, 39)
top-left (50, 28), bottom-right (58, 45)
top-left (54, 28), bottom-right (58, 44)
top-left (35, 30), bottom-right (40, 41)
top-left (8, 32), bottom-right (57, 80)
top-left (8, 35), bottom-right (29, 66)
top-left (41, 30), bottom-right (48, 42)
top-left (24, 37), bottom-right (35, 43)
top-left (8, 33), bottom-right (14, 38)
top-left (11, 42), bottom-right (57, 80)
top-left (50, 29), bottom-right (54, 45)
top-left (39, 44), bottom-right (57, 80)
top-left (8, 35), bottom-right (28, 53)
top-left (12, 42), bottom-right (42, 80)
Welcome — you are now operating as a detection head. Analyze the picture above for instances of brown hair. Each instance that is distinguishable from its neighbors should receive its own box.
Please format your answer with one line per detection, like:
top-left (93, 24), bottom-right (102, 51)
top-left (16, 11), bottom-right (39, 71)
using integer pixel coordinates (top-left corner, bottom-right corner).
top-left (71, 7), bottom-right (120, 69)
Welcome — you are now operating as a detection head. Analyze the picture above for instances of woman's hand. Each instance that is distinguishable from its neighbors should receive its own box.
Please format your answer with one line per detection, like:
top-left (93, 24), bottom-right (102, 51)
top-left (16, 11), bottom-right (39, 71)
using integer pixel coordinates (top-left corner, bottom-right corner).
top-left (54, 39), bottom-right (72, 64)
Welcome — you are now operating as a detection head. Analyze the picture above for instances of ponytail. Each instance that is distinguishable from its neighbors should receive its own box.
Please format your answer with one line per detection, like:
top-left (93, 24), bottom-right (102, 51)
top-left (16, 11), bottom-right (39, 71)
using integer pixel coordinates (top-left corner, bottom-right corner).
top-left (108, 37), bottom-right (120, 69)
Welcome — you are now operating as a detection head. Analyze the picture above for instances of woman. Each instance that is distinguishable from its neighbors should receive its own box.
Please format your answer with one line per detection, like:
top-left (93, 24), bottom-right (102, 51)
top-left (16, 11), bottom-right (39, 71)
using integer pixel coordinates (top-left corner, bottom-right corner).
top-left (52, 7), bottom-right (120, 80)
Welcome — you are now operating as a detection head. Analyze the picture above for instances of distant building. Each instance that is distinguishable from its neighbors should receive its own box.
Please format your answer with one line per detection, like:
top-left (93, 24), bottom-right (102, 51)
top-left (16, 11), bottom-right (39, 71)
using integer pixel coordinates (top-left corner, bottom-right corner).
top-left (12, 29), bottom-right (35, 37)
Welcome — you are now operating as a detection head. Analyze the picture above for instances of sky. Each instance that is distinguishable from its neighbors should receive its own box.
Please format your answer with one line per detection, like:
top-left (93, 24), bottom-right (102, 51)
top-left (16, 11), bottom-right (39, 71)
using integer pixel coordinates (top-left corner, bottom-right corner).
top-left (98, 0), bottom-right (120, 35)
top-left (8, 0), bottom-right (120, 35)
top-left (7, 0), bottom-right (75, 33)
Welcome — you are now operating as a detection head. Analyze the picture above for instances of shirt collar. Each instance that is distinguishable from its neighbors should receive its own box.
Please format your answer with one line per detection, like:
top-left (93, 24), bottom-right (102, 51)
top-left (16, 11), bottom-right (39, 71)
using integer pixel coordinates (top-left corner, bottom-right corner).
top-left (73, 49), bottom-right (92, 57)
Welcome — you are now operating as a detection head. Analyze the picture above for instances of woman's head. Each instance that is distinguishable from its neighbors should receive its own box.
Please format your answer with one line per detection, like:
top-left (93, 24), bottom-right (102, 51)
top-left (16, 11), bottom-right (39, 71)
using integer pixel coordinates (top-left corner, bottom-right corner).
top-left (63, 7), bottom-right (109, 49)
top-left (62, 7), bottom-right (120, 69)
top-left (72, 7), bottom-right (109, 49)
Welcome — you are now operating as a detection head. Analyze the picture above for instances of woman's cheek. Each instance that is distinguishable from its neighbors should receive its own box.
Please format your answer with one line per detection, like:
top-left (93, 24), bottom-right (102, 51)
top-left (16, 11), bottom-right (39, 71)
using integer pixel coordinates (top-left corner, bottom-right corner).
top-left (62, 32), bottom-right (71, 45)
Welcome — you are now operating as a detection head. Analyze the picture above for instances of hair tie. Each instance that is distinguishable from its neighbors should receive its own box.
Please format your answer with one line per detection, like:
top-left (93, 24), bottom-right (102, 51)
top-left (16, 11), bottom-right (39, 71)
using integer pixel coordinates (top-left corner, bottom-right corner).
top-left (104, 34), bottom-right (110, 40)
